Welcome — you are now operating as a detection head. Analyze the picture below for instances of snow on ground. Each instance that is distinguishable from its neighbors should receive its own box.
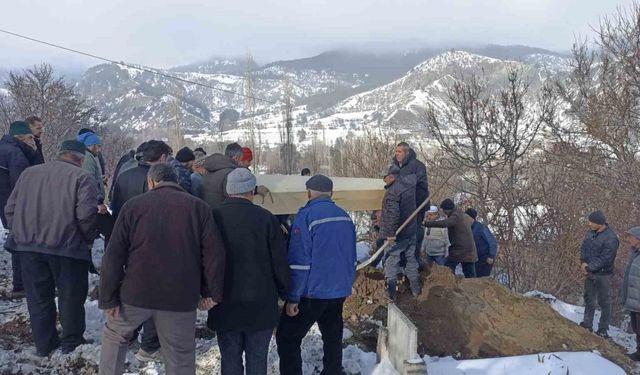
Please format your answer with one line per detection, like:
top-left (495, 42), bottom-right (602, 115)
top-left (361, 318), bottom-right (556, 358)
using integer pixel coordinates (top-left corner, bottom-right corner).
top-left (0, 226), bottom-right (634, 374)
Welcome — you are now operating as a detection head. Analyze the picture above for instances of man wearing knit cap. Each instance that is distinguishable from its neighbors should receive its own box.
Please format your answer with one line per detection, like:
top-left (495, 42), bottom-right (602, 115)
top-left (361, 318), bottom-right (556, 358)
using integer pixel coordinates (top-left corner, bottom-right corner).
top-left (0, 121), bottom-right (37, 298)
top-left (240, 146), bottom-right (253, 168)
top-left (579, 210), bottom-right (619, 338)
top-left (277, 174), bottom-right (357, 375)
top-left (5, 140), bottom-right (97, 356)
top-left (425, 198), bottom-right (478, 278)
top-left (170, 147), bottom-right (195, 194)
top-left (208, 168), bottom-right (289, 374)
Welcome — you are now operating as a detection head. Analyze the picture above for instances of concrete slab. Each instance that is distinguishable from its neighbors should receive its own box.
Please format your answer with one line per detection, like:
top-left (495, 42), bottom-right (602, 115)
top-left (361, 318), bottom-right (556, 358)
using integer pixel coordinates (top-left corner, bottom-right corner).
top-left (386, 303), bottom-right (427, 374)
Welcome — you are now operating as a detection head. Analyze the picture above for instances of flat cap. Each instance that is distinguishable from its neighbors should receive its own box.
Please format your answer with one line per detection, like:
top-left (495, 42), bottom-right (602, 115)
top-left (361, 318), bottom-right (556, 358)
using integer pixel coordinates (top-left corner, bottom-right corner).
top-left (305, 174), bottom-right (333, 193)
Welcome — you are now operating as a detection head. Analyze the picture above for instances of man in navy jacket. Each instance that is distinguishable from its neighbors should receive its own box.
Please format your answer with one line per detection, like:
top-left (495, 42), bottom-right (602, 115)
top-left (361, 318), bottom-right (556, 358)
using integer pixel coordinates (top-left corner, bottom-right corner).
top-left (276, 174), bottom-right (357, 375)
top-left (466, 208), bottom-right (498, 277)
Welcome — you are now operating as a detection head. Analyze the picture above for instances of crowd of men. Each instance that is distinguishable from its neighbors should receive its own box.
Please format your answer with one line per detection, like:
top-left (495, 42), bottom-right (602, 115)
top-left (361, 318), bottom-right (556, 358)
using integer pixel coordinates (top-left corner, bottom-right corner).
top-left (2, 118), bottom-right (640, 374)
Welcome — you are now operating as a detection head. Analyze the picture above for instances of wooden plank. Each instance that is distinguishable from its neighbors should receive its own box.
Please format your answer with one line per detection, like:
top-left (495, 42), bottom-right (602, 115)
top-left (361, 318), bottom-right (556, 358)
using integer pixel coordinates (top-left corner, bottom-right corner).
top-left (253, 175), bottom-right (385, 215)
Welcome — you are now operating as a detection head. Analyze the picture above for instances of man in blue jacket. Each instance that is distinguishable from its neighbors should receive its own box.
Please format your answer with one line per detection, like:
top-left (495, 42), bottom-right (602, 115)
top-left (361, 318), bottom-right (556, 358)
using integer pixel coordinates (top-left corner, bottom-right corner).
top-left (466, 208), bottom-right (498, 277)
top-left (276, 174), bottom-right (357, 375)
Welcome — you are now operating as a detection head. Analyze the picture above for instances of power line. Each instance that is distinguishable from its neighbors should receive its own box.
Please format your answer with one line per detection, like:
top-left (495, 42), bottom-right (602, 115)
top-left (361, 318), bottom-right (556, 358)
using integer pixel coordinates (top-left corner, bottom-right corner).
top-left (0, 28), bottom-right (278, 104)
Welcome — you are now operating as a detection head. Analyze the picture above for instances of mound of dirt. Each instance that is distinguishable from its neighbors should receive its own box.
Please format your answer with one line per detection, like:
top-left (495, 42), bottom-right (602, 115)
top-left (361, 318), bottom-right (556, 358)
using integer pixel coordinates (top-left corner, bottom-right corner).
top-left (347, 266), bottom-right (635, 372)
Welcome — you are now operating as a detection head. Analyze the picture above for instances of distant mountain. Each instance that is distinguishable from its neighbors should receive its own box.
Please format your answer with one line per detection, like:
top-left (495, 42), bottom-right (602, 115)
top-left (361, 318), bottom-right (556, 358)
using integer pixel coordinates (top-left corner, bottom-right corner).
top-left (75, 45), bottom-right (572, 140)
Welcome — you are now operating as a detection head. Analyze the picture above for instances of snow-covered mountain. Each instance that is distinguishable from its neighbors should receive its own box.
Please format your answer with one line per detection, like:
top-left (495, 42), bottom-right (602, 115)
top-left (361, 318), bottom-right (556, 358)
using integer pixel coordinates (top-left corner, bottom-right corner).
top-left (75, 47), bottom-right (572, 143)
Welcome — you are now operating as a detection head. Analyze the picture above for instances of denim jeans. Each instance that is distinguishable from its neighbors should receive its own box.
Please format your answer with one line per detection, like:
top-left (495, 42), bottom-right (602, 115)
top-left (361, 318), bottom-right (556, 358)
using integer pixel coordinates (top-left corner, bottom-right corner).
top-left (218, 328), bottom-right (273, 375)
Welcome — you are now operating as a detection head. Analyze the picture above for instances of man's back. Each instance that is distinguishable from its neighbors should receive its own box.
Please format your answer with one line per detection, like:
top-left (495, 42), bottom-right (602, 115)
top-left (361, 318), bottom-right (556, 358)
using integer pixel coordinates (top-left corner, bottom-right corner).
top-left (209, 197), bottom-right (289, 332)
top-left (5, 160), bottom-right (97, 260)
top-left (101, 183), bottom-right (225, 312)
top-left (288, 196), bottom-right (357, 302)
top-left (381, 174), bottom-right (417, 241)
top-left (202, 154), bottom-right (236, 208)
top-left (111, 163), bottom-right (149, 218)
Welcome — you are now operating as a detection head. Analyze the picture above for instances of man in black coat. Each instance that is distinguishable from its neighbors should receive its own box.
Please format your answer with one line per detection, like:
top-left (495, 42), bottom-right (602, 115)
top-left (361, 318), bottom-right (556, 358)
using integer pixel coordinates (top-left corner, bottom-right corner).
top-left (208, 168), bottom-right (289, 374)
top-left (25, 116), bottom-right (45, 165)
top-left (579, 210), bottom-right (619, 338)
top-left (0, 121), bottom-right (37, 298)
top-left (108, 139), bottom-right (171, 362)
top-left (393, 142), bottom-right (429, 265)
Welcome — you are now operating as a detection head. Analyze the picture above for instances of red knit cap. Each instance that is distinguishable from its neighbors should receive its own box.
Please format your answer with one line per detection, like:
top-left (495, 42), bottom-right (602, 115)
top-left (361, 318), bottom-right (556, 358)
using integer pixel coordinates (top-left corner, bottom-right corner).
top-left (242, 147), bottom-right (253, 161)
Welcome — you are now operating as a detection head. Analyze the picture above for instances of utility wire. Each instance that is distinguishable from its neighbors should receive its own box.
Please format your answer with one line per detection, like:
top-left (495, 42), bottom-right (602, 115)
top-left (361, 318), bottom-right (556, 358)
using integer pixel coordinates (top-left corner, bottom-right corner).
top-left (0, 28), bottom-right (278, 104)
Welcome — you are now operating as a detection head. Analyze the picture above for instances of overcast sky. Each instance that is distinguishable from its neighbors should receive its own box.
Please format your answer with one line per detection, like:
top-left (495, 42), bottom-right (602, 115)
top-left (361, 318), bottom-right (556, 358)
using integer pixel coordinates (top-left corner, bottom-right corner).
top-left (0, 0), bottom-right (633, 71)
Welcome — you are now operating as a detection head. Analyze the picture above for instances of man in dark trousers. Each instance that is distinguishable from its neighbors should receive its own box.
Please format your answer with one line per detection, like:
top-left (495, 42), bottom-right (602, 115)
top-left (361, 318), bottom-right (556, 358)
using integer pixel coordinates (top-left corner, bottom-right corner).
top-left (209, 168), bottom-right (289, 375)
top-left (425, 199), bottom-right (478, 278)
top-left (25, 116), bottom-right (45, 164)
top-left (393, 142), bottom-right (429, 265)
top-left (379, 164), bottom-right (421, 300)
top-left (276, 175), bottom-right (357, 375)
top-left (0, 121), bottom-right (37, 298)
top-left (465, 208), bottom-right (498, 277)
top-left (5, 140), bottom-right (97, 356)
top-left (621, 227), bottom-right (640, 361)
top-left (579, 210), bottom-right (619, 338)
top-left (108, 139), bottom-right (172, 361)
top-left (99, 163), bottom-right (225, 375)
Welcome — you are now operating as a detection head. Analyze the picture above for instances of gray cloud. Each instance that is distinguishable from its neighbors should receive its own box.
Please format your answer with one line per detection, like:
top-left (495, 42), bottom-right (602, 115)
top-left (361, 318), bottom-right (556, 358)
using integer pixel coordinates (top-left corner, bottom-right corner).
top-left (0, 0), bottom-right (632, 70)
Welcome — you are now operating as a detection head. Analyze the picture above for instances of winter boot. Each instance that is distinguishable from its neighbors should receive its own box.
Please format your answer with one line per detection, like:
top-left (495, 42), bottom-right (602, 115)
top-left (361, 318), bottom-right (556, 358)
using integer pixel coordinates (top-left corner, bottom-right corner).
top-left (595, 328), bottom-right (610, 339)
top-left (579, 321), bottom-right (593, 332)
top-left (387, 280), bottom-right (397, 301)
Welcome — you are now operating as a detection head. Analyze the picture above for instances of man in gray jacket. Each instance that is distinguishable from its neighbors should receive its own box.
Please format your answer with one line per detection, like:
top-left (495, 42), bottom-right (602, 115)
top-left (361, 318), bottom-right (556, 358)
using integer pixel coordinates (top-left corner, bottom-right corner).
top-left (4, 140), bottom-right (97, 356)
top-left (622, 227), bottom-right (640, 361)
top-left (379, 164), bottom-right (421, 300)
top-left (579, 210), bottom-right (619, 338)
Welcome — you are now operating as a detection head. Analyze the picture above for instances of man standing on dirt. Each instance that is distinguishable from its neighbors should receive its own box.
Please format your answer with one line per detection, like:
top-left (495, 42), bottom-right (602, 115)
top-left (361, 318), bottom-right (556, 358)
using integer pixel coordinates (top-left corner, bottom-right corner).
top-left (5, 140), bottom-right (97, 356)
top-left (276, 174), bottom-right (357, 375)
top-left (393, 142), bottom-right (429, 266)
top-left (465, 208), bottom-right (498, 277)
top-left (378, 164), bottom-right (422, 300)
top-left (99, 163), bottom-right (225, 375)
top-left (621, 227), bottom-right (640, 361)
top-left (579, 210), bottom-right (619, 338)
top-left (424, 199), bottom-right (478, 278)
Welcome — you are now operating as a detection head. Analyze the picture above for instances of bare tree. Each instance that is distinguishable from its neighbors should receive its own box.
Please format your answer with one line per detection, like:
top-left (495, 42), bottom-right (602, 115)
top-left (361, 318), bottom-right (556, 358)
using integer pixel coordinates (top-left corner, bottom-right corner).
top-left (0, 64), bottom-right (97, 160)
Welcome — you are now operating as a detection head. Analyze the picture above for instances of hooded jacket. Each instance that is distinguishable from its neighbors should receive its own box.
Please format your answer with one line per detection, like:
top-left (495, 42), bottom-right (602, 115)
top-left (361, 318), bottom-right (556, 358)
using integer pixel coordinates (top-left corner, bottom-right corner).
top-left (381, 174), bottom-right (417, 242)
top-left (425, 208), bottom-right (478, 263)
top-left (622, 248), bottom-right (640, 312)
top-left (393, 148), bottom-right (429, 220)
top-left (4, 159), bottom-right (98, 261)
top-left (580, 226), bottom-right (619, 275)
top-left (471, 220), bottom-right (498, 260)
top-left (202, 153), bottom-right (237, 209)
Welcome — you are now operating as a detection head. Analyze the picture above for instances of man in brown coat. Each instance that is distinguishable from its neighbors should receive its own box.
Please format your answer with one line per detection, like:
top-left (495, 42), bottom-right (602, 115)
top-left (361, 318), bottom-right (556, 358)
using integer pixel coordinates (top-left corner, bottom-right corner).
top-left (424, 199), bottom-right (477, 278)
top-left (98, 163), bottom-right (225, 375)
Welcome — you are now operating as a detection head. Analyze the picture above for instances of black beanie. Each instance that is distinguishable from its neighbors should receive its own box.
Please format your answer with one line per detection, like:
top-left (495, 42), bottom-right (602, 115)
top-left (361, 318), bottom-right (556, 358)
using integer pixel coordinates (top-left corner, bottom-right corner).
top-left (441, 199), bottom-right (455, 210)
top-left (465, 208), bottom-right (478, 220)
top-left (588, 210), bottom-right (607, 226)
top-left (176, 147), bottom-right (195, 163)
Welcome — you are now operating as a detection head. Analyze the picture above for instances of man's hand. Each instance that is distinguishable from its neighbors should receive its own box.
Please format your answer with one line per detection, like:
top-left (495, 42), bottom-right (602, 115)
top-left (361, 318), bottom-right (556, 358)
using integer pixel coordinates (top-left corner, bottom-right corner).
top-left (97, 204), bottom-right (108, 214)
top-left (198, 297), bottom-right (217, 311)
top-left (105, 306), bottom-right (120, 319)
top-left (581, 262), bottom-right (589, 276)
top-left (387, 236), bottom-right (396, 245)
top-left (487, 258), bottom-right (494, 265)
top-left (286, 302), bottom-right (299, 317)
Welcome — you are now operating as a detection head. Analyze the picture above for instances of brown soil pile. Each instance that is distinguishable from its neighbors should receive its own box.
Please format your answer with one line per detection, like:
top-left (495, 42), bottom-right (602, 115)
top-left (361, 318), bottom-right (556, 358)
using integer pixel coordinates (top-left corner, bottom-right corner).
top-left (344, 267), bottom-right (389, 322)
top-left (347, 266), bottom-right (634, 372)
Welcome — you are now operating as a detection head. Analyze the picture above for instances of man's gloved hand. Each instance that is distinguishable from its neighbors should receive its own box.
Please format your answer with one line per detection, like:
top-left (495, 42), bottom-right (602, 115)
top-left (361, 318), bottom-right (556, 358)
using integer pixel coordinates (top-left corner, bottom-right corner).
top-left (376, 238), bottom-right (385, 249)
